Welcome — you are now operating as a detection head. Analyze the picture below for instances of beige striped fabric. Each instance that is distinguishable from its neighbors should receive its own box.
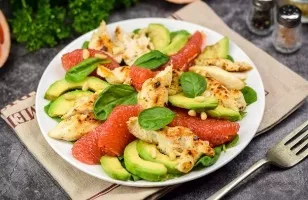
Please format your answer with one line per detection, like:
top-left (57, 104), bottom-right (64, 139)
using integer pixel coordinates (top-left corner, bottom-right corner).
top-left (1, 1), bottom-right (307, 199)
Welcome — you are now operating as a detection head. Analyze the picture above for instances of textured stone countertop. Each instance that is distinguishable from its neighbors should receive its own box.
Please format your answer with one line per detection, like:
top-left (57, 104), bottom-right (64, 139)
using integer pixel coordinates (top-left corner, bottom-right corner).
top-left (0, 0), bottom-right (307, 199)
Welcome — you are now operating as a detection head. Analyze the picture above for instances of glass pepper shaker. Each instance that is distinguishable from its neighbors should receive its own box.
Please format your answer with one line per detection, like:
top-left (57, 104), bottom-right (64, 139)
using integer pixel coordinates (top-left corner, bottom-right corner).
top-left (247, 0), bottom-right (275, 36)
top-left (272, 5), bottom-right (302, 54)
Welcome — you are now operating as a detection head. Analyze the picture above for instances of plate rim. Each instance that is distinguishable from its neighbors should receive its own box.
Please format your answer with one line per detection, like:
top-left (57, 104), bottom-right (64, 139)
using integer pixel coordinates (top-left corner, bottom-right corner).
top-left (35, 17), bottom-right (265, 187)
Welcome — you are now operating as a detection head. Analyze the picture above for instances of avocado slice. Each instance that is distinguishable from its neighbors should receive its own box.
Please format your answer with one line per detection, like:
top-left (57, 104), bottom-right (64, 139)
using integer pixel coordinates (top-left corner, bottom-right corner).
top-left (147, 24), bottom-right (170, 51)
top-left (168, 93), bottom-right (218, 110)
top-left (161, 31), bottom-right (190, 55)
top-left (100, 156), bottom-right (131, 181)
top-left (198, 36), bottom-right (229, 59)
top-left (207, 105), bottom-right (241, 121)
top-left (124, 140), bottom-right (168, 181)
top-left (45, 76), bottom-right (109, 100)
top-left (137, 140), bottom-right (181, 174)
top-left (47, 90), bottom-right (93, 117)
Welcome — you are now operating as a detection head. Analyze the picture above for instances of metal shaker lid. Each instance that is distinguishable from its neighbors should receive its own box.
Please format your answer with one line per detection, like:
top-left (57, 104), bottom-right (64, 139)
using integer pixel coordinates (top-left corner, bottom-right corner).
top-left (278, 5), bottom-right (302, 28)
top-left (253, 0), bottom-right (274, 10)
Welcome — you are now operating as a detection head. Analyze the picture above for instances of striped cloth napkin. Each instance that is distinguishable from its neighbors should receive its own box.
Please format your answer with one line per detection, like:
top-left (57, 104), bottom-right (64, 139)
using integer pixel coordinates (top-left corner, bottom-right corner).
top-left (1, 1), bottom-right (308, 199)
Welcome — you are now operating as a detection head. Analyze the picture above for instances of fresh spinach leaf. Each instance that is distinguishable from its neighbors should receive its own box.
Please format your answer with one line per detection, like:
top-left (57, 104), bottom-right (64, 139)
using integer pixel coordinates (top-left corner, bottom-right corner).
top-left (133, 28), bottom-right (140, 34)
top-left (241, 86), bottom-right (257, 105)
top-left (65, 57), bottom-right (109, 82)
top-left (226, 55), bottom-right (234, 62)
top-left (134, 50), bottom-right (169, 70)
top-left (226, 134), bottom-right (239, 149)
top-left (180, 72), bottom-right (207, 98)
top-left (82, 41), bottom-right (89, 49)
top-left (195, 146), bottom-right (222, 168)
top-left (94, 84), bottom-right (137, 120)
top-left (170, 30), bottom-right (190, 40)
top-left (138, 107), bottom-right (175, 130)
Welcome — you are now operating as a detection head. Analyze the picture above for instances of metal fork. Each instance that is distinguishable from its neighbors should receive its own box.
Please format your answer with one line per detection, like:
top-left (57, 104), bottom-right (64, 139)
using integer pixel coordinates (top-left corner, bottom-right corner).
top-left (207, 120), bottom-right (308, 200)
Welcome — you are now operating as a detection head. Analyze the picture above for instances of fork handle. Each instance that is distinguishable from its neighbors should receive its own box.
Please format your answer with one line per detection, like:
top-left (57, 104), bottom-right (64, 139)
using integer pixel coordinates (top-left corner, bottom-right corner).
top-left (207, 158), bottom-right (270, 200)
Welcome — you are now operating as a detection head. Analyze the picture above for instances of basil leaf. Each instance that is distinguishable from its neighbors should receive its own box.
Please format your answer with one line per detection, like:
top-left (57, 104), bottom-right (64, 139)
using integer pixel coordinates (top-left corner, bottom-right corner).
top-left (226, 134), bottom-right (239, 149)
top-left (138, 107), bottom-right (175, 130)
top-left (180, 72), bottom-right (207, 98)
top-left (241, 86), bottom-right (257, 105)
top-left (239, 111), bottom-right (247, 118)
top-left (133, 28), bottom-right (140, 34)
top-left (65, 58), bottom-right (109, 82)
top-left (195, 146), bottom-right (222, 168)
top-left (226, 55), bottom-right (234, 62)
top-left (134, 50), bottom-right (169, 70)
top-left (94, 84), bottom-right (137, 120)
top-left (170, 30), bottom-right (190, 40)
top-left (82, 41), bottom-right (89, 49)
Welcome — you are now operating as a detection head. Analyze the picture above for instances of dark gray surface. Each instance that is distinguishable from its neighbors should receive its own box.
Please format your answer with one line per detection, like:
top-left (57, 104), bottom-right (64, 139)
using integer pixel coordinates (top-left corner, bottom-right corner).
top-left (0, 0), bottom-right (307, 199)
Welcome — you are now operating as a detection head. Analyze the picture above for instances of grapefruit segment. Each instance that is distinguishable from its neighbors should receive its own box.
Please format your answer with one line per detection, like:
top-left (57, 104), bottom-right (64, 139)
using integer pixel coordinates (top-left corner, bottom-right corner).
top-left (61, 49), bottom-right (119, 71)
top-left (164, 31), bottom-right (204, 71)
top-left (97, 105), bottom-right (141, 156)
top-left (170, 108), bottom-right (239, 146)
top-left (130, 65), bottom-right (157, 90)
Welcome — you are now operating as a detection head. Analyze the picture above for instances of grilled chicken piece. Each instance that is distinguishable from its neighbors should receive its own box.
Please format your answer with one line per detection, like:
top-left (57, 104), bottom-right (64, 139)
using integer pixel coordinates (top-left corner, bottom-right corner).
top-left (97, 65), bottom-right (131, 84)
top-left (48, 113), bottom-right (101, 141)
top-left (169, 69), bottom-right (183, 95)
top-left (62, 94), bottom-right (98, 119)
top-left (205, 77), bottom-right (246, 111)
top-left (88, 21), bottom-right (113, 52)
top-left (138, 65), bottom-right (173, 109)
top-left (190, 65), bottom-right (245, 90)
top-left (127, 117), bottom-right (214, 173)
top-left (194, 58), bottom-right (252, 72)
top-left (112, 27), bottom-right (153, 66)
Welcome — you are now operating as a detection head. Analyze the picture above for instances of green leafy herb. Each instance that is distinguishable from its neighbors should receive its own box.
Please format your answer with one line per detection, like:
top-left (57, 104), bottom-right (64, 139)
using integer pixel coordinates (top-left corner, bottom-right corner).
top-left (180, 72), bottom-right (207, 98)
top-left (65, 58), bottom-right (109, 82)
top-left (241, 86), bottom-right (257, 105)
top-left (94, 84), bottom-right (137, 120)
top-left (138, 107), bottom-right (175, 130)
top-left (239, 111), bottom-right (247, 118)
top-left (195, 146), bottom-right (222, 168)
top-left (226, 55), bottom-right (234, 62)
top-left (82, 41), bottom-right (89, 49)
top-left (44, 103), bottom-right (62, 122)
top-left (10, 0), bottom-right (138, 51)
top-left (133, 28), bottom-right (140, 34)
top-left (226, 134), bottom-right (239, 149)
top-left (10, 0), bottom-right (71, 51)
top-left (134, 50), bottom-right (169, 70)
top-left (170, 30), bottom-right (190, 40)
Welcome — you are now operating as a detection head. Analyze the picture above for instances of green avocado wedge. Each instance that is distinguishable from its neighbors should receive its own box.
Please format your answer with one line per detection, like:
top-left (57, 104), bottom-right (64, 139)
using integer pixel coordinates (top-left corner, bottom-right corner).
top-left (124, 140), bottom-right (168, 181)
top-left (47, 90), bottom-right (92, 117)
top-left (137, 140), bottom-right (181, 174)
top-left (147, 24), bottom-right (170, 51)
top-left (168, 93), bottom-right (218, 110)
top-left (100, 156), bottom-right (131, 181)
top-left (207, 105), bottom-right (241, 121)
top-left (196, 36), bottom-right (229, 60)
top-left (44, 76), bottom-right (109, 100)
top-left (161, 31), bottom-right (190, 55)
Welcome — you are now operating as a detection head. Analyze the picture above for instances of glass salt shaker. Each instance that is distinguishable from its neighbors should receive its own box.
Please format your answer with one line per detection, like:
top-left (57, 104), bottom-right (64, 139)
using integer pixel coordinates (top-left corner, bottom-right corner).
top-left (272, 5), bottom-right (302, 54)
top-left (247, 0), bottom-right (275, 36)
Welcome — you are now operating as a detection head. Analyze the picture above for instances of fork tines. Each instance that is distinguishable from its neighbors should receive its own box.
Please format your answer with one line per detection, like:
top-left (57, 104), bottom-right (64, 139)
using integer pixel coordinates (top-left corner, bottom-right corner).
top-left (282, 120), bottom-right (308, 158)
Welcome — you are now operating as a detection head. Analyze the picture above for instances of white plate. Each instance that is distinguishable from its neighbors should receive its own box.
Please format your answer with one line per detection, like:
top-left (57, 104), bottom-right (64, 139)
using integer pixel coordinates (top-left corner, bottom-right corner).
top-left (36, 18), bottom-right (265, 187)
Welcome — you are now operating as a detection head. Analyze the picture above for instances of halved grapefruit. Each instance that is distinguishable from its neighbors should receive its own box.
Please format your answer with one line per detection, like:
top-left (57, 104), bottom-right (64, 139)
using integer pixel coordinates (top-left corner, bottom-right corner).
top-left (0, 11), bottom-right (10, 68)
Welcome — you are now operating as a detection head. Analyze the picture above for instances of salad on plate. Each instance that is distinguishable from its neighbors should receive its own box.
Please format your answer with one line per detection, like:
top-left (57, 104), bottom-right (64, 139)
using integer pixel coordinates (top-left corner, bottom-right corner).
top-left (43, 21), bottom-right (257, 182)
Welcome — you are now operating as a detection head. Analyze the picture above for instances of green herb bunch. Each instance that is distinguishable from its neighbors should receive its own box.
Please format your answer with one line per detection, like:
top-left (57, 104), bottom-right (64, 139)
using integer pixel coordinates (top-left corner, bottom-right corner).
top-left (10, 0), bottom-right (138, 51)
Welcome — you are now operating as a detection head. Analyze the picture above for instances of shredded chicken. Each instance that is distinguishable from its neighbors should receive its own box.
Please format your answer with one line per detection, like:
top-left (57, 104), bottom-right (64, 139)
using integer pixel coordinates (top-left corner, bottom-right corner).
top-left (194, 58), bottom-right (253, 72)
top-left (96, 65), bottom-right (131, 84)
top-left (88, 21), bottom-right (113, 52)
top-left (127, 117), bottom-right (214, 173)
